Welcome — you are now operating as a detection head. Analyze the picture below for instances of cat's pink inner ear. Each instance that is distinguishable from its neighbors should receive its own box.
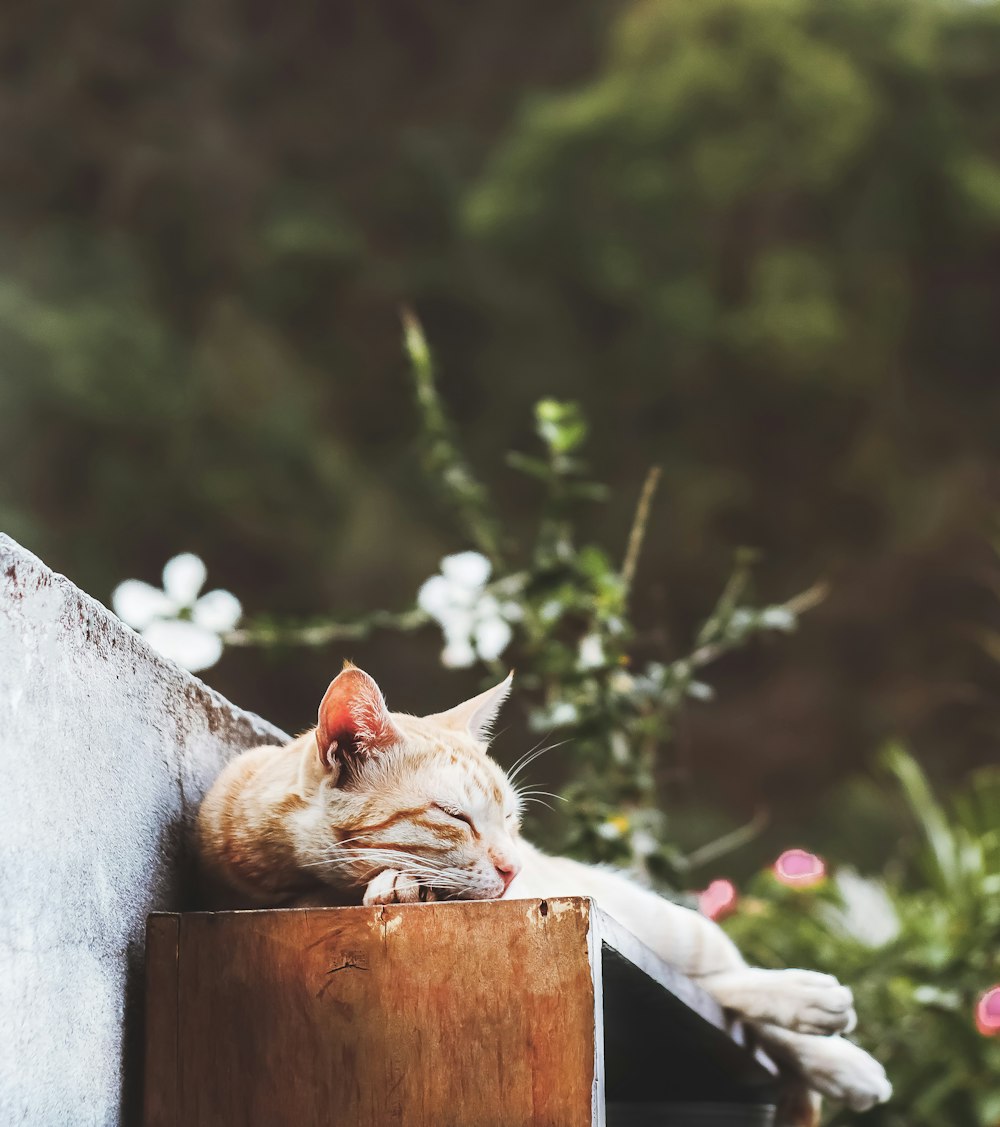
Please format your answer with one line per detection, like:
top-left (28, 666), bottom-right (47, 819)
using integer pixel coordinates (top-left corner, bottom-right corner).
top-left (316, 665), bottom-right (400, 769)
top-left (426, 671), bottom-right (513, 742)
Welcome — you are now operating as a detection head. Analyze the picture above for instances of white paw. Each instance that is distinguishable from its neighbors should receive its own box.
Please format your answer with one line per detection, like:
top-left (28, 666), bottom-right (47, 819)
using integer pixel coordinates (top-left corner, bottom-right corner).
top-left (796, 1035), bottom-right (892, 1111)
top-left (362, 869), bottom-right (435, 906)
top-left (706, 968), bottom-right (857, 1034)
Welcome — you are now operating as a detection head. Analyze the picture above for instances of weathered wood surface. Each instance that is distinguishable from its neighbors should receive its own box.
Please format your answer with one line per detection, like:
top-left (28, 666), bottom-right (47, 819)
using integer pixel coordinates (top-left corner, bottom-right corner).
top-left (143, 916), bottom-right (179, 1127)
top-left (145, 897), bottom-right (783, 1127)
top-left (147, 898), bottom-right (600, 1127)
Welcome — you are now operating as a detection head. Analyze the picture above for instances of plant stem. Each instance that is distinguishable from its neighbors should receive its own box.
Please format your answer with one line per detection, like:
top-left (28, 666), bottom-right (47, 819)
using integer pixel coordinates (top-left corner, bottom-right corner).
top-left (621, 465), bottom-right (662, 599)
top-left (224, 607), bottom-right (431, 648)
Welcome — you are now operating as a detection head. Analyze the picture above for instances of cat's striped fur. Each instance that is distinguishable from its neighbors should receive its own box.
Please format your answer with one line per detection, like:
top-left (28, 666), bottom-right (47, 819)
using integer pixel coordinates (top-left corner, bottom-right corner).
top-left (197, 664), bottom-right (891, 1116)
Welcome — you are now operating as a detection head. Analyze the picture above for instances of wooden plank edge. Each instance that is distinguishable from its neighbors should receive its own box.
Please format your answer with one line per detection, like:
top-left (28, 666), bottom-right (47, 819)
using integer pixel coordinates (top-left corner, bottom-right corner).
top-left (583, 898), bottom-right (607, 1127)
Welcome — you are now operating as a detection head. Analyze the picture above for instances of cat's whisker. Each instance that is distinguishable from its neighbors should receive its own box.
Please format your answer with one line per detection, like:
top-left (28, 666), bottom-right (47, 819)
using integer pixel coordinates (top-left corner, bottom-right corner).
top-left (505, 737), bottom-right (545, 779)
top-left (317, 842), bottom-right (441, 862)
top-left (313, 848), bottom-right (464, 881)
top-left (507, 747), bottom-right (555, 785)
top-left (518, 796), bottom-right (556, 812)
top-left (511, 786), bottom-right (566, 817)
top-left (313, 850), bottom-right (450, 871)
top-left (506, 737), bottom-right (567, 784)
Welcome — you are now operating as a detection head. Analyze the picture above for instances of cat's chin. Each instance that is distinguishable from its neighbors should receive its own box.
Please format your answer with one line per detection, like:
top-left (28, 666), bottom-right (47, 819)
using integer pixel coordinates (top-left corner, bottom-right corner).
top-left (434, 885), bottom-right (507, 902)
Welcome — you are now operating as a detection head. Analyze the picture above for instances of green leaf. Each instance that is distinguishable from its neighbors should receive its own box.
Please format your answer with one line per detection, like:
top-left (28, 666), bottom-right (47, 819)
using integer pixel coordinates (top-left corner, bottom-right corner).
top-left (535, 398), bottom-right (588, 455)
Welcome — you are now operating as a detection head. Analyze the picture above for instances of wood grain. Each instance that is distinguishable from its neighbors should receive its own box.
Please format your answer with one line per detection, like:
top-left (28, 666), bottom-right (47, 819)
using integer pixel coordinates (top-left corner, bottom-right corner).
top-left (148, 898), bottom-right (599, 1127)
top-left (143, 914), bottom-right (179, 1127)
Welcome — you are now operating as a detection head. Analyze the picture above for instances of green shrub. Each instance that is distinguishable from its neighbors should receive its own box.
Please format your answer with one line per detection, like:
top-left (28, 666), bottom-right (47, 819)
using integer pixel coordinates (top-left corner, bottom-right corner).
top-left (724, 749), bottom-right (1000, 1125)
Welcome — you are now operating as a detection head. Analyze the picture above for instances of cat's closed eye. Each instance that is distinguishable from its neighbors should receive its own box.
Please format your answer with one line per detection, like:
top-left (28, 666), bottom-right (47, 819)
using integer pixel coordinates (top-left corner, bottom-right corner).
top-left (433, 802), bottom-right (474, 829)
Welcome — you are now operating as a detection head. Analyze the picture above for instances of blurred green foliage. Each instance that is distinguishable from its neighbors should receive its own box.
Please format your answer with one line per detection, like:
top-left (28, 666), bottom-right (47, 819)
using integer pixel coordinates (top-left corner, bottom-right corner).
top-left (0, 0), bottom-right (998, 837)
top-left (725, 749), bottom-right (1000, 1125)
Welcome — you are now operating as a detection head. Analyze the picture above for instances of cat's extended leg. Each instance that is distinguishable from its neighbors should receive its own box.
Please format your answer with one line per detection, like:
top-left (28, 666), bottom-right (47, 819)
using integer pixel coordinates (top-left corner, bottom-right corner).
top-left (512, 844), bottom-right (856, 1034)
top-left (363, 869), bottom-right (437, 905)
top-left (697, 967), bottom-right (856, 1035)
top-left (755, 1026), bottom-right (892, 1112)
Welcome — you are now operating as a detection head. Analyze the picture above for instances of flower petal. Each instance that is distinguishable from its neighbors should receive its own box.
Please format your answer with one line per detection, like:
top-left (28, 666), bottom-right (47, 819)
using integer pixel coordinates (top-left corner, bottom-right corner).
top-left (416, 575), bottom-right (452, 621)
top-left (500, 600), bottom-right (525, 623)
top-left (441, 639), bottom-right (477, 669)
top-left (142, 620), bottom-right (223, 672)
top-left (547, 701), bottom-right (579, 727)
top-left (474, 616), bottom-right (512, 661)
top-left (192, 589), bottom-right (242, 632)
top-left (441, 551), bottom-right (491, 590)
top-left (577, 634), bottom-right (605, 670)
top-left (112, 580), bottom-right (177, 630)
top-left (630, 829), bottom-right (658, 858)
top-left (597, 818), bottom-right (625, 841)
top-left (976, 986), bottom-right (1000, 1036)
top-left (162, 553), bottom-right (207, 605)
top-left (698, 879), bottom-right (738, 922)
top-left (773, 848), bottom-right (826, 888)
top-left (760, 606), bottom-right (796, 632)
top-left (441, 608), bottom-right (475, 645)
top-left (828, 869), bottom-right (900, 947)
top-left (476, 593), bottom-right (501, 618)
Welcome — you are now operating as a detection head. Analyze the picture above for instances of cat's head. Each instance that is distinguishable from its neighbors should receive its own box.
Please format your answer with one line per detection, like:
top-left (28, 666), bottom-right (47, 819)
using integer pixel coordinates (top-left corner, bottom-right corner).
top-left (299, 663), bottom-right (523, 901)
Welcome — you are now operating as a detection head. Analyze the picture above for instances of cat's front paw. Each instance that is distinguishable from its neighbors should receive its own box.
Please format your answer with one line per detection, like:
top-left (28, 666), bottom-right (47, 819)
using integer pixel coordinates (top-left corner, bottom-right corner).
top-left (794, 1035), bottom-right (892, 1111)
top-left (705, 967), bottom-right (856, 1034)
top-left (363, 869), bottom-right (436, 906)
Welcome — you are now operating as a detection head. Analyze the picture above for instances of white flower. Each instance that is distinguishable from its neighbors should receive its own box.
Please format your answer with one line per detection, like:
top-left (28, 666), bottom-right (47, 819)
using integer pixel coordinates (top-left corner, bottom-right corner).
top-left (597, 818), bottom-right (626, 841)
top-left (538, 599), bottom-right (563, 624)
top-left (630, 828), bottom-right (658, 858)
top-left (417, 551), bottom-right (520, 668)
top-left (577, 633), bottom-right (605, 670)
top-left (686, 680), bottom-right (715, 701)
top-left (547, 701), bottom-right (580, 727)
top-left (729, 609), bottom-right (754, 632)
top-left (819, 868), bottom-right (901, 948)
top-left (441, 550), bottom-right (491, 589)
top-left (610, 732), bottom-right (630, 763)
top-left (760, 606), bottom-right (797, 632)
top-left (609, 670), bottom-right (635, 695)
top-left (111, 552), bottom-right (242, 673)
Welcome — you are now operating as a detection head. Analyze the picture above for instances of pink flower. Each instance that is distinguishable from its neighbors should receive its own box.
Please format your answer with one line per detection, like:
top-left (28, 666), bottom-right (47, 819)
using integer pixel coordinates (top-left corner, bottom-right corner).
top-left (698, 878), bottom-right (738, 921)
top-left (773, 848), bottom-right (826, 888)
top-left (976, 986), bottom-right (1000, 1036)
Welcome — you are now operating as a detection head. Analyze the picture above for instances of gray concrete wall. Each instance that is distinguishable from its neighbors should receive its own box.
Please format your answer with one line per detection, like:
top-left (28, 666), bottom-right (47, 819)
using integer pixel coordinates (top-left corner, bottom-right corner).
top-left (0, 535), bottom-right (287, 1127)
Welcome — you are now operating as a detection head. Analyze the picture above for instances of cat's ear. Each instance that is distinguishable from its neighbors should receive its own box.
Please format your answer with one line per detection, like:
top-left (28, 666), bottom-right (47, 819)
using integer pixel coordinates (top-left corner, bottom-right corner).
top-left (316, 664), bottom-right (402, 774)
top-left (425, 671), bottom-right (513, 743)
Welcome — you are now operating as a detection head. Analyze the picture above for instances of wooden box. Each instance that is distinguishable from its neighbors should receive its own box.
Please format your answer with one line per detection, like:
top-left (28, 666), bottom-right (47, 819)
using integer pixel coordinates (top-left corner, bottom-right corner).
top-left (144, 897), bottom-right (783, 1126)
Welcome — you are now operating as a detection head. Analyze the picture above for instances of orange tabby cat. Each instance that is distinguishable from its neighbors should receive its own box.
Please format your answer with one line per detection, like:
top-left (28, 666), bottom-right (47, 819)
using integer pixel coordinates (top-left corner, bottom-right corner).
top-left (197, 664), bottom-right (891, 1114)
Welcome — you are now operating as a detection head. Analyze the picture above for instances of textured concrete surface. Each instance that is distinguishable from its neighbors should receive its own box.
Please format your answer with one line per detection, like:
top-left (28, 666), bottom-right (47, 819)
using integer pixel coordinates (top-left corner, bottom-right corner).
top-left (0, 535), bottom-right (286, 1127)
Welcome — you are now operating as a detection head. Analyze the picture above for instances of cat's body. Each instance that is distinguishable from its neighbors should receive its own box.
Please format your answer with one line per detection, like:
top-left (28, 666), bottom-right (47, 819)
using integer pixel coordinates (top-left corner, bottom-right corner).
top-left (197, 665), bottom-right (891, 1116)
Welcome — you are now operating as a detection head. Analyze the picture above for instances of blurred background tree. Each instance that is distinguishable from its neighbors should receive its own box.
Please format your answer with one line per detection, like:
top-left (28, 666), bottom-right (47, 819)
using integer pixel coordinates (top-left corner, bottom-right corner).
top-left (1, 0), bottom-right (999, 875)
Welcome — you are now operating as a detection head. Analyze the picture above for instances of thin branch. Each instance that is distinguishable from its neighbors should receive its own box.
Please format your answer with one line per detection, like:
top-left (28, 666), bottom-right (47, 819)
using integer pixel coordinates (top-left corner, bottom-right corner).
top-left (687, 579), bottom-right (830, 670)
top-left (401, 307), bottom-right (502, 563)
top-left (680, 807), bottom-right (771, 872)
top-left (784, 579), bottom-right (830, 618)
top-left (224, 607), bottom-right (430, 649)
top-left (621, 465), bottom-right (662, 597)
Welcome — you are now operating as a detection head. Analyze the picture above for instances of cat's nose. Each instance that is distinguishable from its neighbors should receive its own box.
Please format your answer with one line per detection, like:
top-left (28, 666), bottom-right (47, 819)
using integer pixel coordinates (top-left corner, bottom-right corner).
top-left (491, 852), bottom-right (521, 891)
